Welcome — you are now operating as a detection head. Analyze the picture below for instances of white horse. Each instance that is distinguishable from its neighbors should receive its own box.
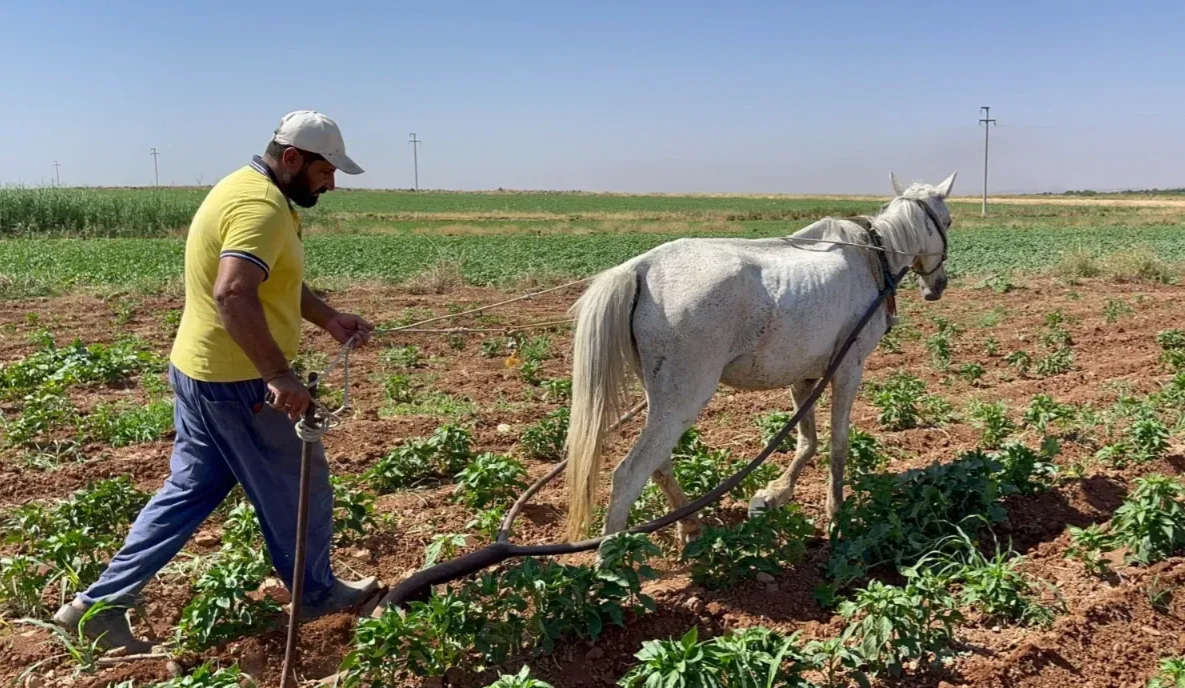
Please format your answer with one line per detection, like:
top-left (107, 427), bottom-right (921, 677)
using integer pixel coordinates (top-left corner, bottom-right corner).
top-left (564, 172), bottom-right (957, 542)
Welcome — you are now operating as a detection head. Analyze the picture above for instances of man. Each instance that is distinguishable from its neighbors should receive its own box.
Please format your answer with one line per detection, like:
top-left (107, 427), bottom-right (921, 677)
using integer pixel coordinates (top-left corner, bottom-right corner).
top-left (53, 111), bottom-right (379, 652)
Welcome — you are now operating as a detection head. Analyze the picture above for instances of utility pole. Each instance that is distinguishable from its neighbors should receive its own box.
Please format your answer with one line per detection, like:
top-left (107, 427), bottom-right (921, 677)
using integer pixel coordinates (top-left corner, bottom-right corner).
top-left (979, 106), bottom-right (996, 216)
top-left (150, 147), bottom-right (161, 187)
top-left (52, 160), bottom-right (61, 187)
top-left (408, 133), bottom-right (421, 191)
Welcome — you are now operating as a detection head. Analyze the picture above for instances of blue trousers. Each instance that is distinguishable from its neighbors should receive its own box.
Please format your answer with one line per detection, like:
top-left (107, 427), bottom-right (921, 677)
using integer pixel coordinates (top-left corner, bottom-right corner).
top-left (79, 365), bottom-right (336, 606)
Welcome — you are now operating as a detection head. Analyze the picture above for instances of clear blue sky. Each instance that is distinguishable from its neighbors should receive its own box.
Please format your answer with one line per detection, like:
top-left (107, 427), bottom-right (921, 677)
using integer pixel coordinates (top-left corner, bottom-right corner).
top-left (2, 1), bottom-right (1182, 194)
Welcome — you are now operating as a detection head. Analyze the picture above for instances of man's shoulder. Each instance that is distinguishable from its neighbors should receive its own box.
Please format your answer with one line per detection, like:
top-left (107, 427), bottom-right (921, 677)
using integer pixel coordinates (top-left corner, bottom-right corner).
top-left (212, 166), bottom-right (288, 208)
top-left (194, 167), bottom-right (290, 230)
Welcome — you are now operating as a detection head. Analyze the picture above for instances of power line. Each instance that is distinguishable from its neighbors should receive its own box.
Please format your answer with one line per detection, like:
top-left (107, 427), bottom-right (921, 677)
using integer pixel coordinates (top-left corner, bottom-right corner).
top-left (150, 147), bottom-right (161, 187)
top-left (979, 106), bottom-right (997, 217)
top-left (408, 133), bottom-right (421, 191)
top-left (52, 160), bottom-right (61, 187)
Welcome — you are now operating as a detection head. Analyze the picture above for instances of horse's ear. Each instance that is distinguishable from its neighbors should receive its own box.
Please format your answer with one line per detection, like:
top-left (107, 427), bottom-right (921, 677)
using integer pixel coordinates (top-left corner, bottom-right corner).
top-left (890, 171), bottom-right (906, 197)
top-left (935, 171), bottom-right (957, 198)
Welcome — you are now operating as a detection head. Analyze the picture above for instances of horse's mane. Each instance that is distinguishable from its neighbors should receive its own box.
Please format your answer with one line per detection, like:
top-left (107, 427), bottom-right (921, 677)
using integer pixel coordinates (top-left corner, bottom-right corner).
top-left (788, 186), bottom-right (940, 260)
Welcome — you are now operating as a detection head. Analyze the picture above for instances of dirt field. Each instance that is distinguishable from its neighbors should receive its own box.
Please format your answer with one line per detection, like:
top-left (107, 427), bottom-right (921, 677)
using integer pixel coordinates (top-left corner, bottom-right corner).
top-left (3, 274), bottom-right (1185, 688)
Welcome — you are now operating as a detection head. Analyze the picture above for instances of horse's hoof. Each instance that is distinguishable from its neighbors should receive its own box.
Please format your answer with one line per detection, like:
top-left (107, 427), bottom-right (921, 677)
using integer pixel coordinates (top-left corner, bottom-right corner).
top-left (748, 495), bottom-right (769, 518)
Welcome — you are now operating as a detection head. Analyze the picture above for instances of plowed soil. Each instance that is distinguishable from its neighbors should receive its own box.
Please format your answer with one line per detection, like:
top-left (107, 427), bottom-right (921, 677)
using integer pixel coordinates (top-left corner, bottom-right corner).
top-left (3, 275), bottom-right (1185, 688)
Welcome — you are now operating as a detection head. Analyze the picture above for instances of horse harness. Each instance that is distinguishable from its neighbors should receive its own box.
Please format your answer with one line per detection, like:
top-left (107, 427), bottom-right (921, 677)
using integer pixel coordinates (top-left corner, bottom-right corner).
top-left (843, 214), bottom-right (900, 331)
top-left (844, 199), bottom-right (950, 333)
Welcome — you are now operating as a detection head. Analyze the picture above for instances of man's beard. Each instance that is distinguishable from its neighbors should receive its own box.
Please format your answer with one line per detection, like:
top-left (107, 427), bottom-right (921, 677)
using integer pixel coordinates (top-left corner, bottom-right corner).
top-left (284, 165), bottom-right (324, 208)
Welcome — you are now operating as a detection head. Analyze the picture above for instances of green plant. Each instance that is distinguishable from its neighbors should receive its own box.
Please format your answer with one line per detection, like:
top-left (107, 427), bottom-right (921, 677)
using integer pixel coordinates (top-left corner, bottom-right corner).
top-left (828, 449), bottom-right (1043, 585)
top-left (867, 371), bottom-right (926, 431)
top-left (484, 666), bottom-right (555, 688)
top-left (1148, 657), bottom-right (1185, 688)
top-left (1149, 575), bottom-right (1175, 615)
top-left (956, 362), bottom-right (985, 385)
top-left (984, 337), bottom-right (1000, 357)
top-left (176, 547), bottom-right (280, 650)
top-left (1103, 298), bottom-right (1133, 323)
top-left (339, 533), bottom-right (658, 683)
top-left (383, 373), bottom-right (418, 404)
top-left (1130, 412), bottom-right (1171, 462)
top-left (519, 336), bottom-right (553, 362)
top-left (482, 337), bottom-right (510, 358)
top-left (924, 317), bottom-right (962, 370)
top-left (519, 359), bottom-right (543, 386)
top-left (1024, 394), bottom-right (1074, 436)
top-left (847, 428), bottom-right (887, 477)
top-left (2, 388), bottom-right (77, 447)
top-left (1064, 524), bottom-right (1113, 576)
top-left (366, 424), bottom-right (474, 492)
top-left (1159, 329), bottom-right (1185, 352)
top-left (1034, 346), bottom-right (1073, 376)
top-left (804, 637), bottom-right (868, 688)
top-left (0, 336), bottom-right (159, 400)
top-left (155, 663), bottom-right (252, 688)
top-left (1005, 350), bottom-right (1032, 375)
top-left (967, 399), bottom-right (1015, 449)
top-left (755, 411), bottom-right (797, 453)
top-left (163, 308), bottom-right (183, 334)
top-left (540, 377), bottom-right (572, 403)
top-left (423, 533), bottom-right (467, 569)
top-left (619, 626), bottom-right (812, 688)
top-left (332, 476), bottom-right (377, 543)
top-left (927, 529), bottom-right (1054, 626)
top-left (467, 505), bottom-right (507, 540)
top-left (520, 407), bottom-right (569, 461)
top-left (838, 569), bottom-right (960, 678)
top-left (381, 344), bottom-right (424, 369)
top-left (1110, 474), bottom-right (1185, 565)
top-left (681, 505), bottom-right (814, 590)
top-left (83, 399), bottom-right (174, 446)
top-left (0, 555), bottom-right (50, 616)
top-left (453, 453), bottom-right (529, 509)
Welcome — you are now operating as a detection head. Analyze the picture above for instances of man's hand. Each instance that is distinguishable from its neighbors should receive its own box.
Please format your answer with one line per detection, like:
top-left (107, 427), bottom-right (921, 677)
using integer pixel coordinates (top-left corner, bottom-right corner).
top-left (268, 372), bottom-right (312, 422)
top-left (326, 313), bottom-right (373, 347)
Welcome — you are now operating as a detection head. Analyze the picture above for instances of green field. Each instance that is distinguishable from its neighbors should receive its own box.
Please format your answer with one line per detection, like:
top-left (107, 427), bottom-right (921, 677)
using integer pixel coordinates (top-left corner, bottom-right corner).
top-left (0, 187), bottom-right (1182, 298)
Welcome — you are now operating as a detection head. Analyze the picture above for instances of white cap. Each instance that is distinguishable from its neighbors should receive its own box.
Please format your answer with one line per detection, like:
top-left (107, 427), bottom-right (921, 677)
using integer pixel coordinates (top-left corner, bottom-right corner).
top-left (272, 110), bottom-right (364, 175)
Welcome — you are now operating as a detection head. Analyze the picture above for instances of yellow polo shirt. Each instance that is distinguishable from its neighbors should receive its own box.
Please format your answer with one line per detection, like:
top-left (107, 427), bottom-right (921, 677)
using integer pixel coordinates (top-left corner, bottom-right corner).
top-left (170, 159), bottom-right (304, 382)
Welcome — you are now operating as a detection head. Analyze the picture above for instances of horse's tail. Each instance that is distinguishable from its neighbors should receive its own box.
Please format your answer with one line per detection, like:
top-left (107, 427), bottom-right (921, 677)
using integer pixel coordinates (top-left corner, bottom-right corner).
top-left (565, 263), bottom-right (640, 542)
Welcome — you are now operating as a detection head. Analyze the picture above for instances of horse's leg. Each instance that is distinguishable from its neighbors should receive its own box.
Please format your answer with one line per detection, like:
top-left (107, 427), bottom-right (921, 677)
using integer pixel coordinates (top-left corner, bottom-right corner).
top-left (653, 459), bottom-right (702, 543)
top-left (602, 376), bottom-right (718, 537)
top-left (749, 380), bottom-right (818, 516)
top-left (825, 364), bottom-right (864, 523)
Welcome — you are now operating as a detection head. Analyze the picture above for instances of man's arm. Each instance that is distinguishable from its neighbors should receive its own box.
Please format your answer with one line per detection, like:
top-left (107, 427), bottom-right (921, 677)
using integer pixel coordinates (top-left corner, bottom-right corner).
top-left (214, 257), bottom-right (310, 419)
top-left (301, 282), bottom-right (338, 330)
top-left (303, 282), bottom-right (375, 347)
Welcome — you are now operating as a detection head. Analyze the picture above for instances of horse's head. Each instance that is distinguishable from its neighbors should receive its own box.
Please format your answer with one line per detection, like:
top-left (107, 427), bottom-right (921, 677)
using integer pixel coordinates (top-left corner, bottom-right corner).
top-left (890, 171), bottom-right (956, 301)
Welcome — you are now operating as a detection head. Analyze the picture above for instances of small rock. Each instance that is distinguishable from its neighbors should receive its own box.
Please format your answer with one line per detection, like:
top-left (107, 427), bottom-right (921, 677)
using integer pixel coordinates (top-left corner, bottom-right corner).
top-left (755, 572), bottom-right (776, 584)
top-left (238, 677), bottom-right (255, 688)
top-left (685, 596), bottom-right (705, 613)
top-left (24, 675), bottom-right (43, 688)
top-left (194, 531), bottom-right (220, 547)
top-left (991, 626), bottom-right (1001, 633)
top-left (765, 583), bottom-right (780, 594)
top-left (586, 647), bottom-right (605, 661)
top-left (1143, 625), bottom-right (1164, 637)
top-left (241, 646), bottom-right (267, 677)
top-left (706, 602), bottom-right (725, 616)
top-left (166, 660), bottom-right (183, 678)
top-left (104, 646), bottom-right (128, 658)
top-left (496, 423), bottom-right (512, 435)
top-left (260, 578), bottom-right (290, 604)
top-left (350, 548), bottom-right (373, 562)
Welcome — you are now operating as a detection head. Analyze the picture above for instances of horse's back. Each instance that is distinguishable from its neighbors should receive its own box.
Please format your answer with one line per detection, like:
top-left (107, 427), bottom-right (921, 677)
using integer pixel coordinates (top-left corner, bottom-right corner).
top-left (631, 235), bottom-right (880, 390)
